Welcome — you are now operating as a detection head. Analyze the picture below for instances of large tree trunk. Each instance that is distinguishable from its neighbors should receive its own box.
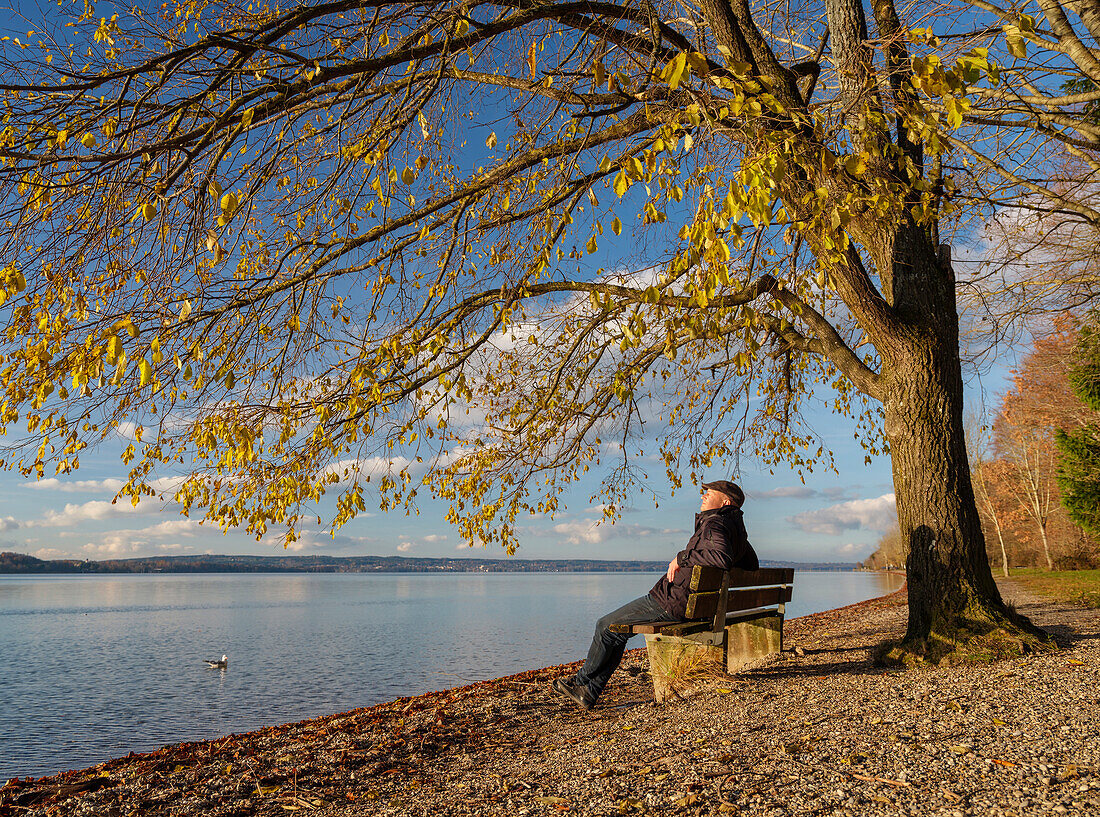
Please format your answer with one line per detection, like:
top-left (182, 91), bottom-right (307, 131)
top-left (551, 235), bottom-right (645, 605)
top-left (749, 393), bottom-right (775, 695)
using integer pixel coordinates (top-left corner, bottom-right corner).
top-left (880, 244), bottom-right (1048, 661)
top-left (885, 336), bottom-right (1003, 642)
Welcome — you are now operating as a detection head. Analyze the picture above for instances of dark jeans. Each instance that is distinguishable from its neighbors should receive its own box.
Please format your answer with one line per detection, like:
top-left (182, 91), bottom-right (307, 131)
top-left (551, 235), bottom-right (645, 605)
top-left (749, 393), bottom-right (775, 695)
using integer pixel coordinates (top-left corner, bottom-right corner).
top-left (574, 593), bottom-right (677, 703)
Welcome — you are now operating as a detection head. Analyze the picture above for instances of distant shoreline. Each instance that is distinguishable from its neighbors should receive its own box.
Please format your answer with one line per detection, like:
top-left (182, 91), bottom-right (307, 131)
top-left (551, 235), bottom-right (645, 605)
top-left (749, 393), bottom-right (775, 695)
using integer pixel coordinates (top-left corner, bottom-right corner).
top-left (0, 551), bottom-right (856, 575)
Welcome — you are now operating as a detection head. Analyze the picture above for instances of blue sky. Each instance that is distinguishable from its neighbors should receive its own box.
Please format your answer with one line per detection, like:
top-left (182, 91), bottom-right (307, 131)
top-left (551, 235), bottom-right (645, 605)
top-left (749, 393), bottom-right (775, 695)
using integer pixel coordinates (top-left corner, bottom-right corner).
top-left (0, 367), bottom-right (1009, 565)
top-left (0, 429), bottom-right (895, 564)
top-left (0, 0), bottom-right (1027, 566)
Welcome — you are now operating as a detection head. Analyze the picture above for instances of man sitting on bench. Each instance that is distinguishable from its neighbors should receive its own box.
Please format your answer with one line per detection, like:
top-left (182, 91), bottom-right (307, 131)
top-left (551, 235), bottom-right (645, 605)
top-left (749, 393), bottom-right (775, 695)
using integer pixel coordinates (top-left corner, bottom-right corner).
top-left (553, 479), bottom-right (759, 711)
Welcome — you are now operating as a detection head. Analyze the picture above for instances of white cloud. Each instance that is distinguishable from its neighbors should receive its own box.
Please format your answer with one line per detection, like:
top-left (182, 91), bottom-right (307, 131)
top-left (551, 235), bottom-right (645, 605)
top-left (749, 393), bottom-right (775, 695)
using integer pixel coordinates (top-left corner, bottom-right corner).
top-left (321, 456), bottom-right (412, 482)
top-left (143, 519), bottom-right (203, 536)
top-left (423, 534), bottom-right (447, 543)
top-left (0, 516), bottom-right (18, 531)
top-left (82, 520), bottom-right (204, 540)
top-left (553, 520), bottom-right (607, 544)
top-left (32, 499), bottom-right (151, 528)
top-left (270, 529), bottom-right (376, 552)
top-left (31, 547), bottom-right (69, 560)
top-left (787, 494), bottom-right (897, 536)
top-left (753, 486), bottom-right (817, 500)
top-left (147, 476), bottom-right (189, 495)
top-left (397, 541), bottom-right (414, 552)
top-left (28, 478), bottom-right (126, 493)
top-left (27, 476), bottom-right (186, 497)
top-left (115, 421), bottom-right (141, 440)
top-left (79, 520), bottom-right (203, 553)
top-left (550, 520), bottom-right (672, 546)
top-left (81, 540), bottom-right (143, 558)
top-left (836, 542), bottom-right (874, 556)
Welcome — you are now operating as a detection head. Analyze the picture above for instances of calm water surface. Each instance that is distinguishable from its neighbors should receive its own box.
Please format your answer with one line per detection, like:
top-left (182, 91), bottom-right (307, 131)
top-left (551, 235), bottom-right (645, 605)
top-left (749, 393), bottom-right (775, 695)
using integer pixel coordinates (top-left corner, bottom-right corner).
top-left (0, 570), bottom-right (902, 780)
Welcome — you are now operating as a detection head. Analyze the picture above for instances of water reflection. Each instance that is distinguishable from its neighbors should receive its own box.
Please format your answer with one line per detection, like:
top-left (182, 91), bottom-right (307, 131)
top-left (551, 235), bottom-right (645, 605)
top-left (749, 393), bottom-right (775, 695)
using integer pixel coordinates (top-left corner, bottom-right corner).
top-left (1, 570), bottom-right (901, 781)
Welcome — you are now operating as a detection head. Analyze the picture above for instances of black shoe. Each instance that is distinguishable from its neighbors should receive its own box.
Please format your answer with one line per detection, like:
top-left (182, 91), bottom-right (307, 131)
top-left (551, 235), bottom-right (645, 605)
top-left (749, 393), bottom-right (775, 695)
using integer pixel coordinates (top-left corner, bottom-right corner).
top-left (552, 677), bottom-right (595, 711)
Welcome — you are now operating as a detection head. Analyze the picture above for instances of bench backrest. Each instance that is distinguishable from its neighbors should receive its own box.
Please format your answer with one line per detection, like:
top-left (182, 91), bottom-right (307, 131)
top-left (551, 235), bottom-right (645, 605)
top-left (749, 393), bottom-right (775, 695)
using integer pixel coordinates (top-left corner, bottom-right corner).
top-left (684, 566), bottom-right (794, 628)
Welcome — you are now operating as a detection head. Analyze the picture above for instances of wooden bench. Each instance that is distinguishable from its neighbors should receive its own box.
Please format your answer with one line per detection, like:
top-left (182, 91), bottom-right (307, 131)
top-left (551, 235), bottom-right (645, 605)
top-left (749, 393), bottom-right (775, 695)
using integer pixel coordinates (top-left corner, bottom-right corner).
top-left (610, 566), bottom-right (794, 702)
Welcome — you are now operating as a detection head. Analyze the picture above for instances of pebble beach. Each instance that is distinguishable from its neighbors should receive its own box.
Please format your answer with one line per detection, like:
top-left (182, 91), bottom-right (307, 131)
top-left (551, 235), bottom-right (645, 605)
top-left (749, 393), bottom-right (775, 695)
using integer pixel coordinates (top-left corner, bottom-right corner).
top-left (3, 579), bottom-right (1097, 816)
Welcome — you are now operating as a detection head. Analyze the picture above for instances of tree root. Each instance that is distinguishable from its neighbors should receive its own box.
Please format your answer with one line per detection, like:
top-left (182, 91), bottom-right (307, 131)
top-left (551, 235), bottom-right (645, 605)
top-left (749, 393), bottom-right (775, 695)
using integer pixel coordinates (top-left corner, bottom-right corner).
top-left (874, 607), bottom-right (1057, 667)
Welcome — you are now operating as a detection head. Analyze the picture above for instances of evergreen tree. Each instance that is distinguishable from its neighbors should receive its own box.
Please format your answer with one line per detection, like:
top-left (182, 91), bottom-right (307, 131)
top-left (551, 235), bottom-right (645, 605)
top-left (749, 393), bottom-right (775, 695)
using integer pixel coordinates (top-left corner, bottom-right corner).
top-left (1057, 317), bottom-right (1100, 536)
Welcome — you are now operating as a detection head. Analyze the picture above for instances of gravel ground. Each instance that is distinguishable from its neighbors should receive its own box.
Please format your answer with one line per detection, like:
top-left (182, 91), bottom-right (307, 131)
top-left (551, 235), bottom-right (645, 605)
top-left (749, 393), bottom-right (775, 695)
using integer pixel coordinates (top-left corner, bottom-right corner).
top-left (3, 579), bottom-right (1097, 817)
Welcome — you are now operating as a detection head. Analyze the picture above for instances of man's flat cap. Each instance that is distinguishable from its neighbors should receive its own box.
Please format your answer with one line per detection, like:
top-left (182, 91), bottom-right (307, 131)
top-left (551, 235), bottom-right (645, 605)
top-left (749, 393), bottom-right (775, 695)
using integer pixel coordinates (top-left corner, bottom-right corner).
top-left (702, 479), bottom-right (745, 508)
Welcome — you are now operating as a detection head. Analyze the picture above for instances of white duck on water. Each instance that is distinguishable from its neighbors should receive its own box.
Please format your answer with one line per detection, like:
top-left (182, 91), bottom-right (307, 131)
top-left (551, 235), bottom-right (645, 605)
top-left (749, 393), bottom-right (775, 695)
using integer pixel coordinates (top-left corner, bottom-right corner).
top-left (204, 654), bottom-right (229, 669)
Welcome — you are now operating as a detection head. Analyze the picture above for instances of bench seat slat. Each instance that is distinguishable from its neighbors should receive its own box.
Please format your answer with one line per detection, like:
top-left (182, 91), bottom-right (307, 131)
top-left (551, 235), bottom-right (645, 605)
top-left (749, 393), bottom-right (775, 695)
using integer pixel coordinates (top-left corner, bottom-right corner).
top-left (689, 566), bottom-right (795, 592)
top-left (685, 585), bottom-right (792, 619)
top-left (609, 608), bottom-right (779, 636)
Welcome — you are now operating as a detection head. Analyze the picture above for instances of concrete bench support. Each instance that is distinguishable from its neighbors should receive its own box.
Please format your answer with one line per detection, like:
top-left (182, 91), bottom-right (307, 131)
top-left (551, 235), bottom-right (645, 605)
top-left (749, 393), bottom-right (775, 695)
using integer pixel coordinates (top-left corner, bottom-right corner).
top-left (643, 612), bottom-right (784, 702)
top-left (643, 633), bottom-right (723, 703)
top-left (725, 612), bottom-right (783, 672)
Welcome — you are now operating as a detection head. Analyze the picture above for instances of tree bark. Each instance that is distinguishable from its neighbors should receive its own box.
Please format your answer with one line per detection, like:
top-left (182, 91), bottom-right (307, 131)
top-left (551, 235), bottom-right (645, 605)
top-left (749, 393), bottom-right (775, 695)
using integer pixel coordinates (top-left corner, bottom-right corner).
top-left (884, 335), bottom-right (1007, 645)
top-left (879, 243), bottom-right (1032, 653)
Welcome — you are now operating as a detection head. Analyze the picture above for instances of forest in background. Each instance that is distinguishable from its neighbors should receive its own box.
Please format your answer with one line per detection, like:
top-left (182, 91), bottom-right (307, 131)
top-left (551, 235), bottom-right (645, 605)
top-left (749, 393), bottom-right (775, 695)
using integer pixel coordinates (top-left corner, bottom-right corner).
top-left (863, 315), bottom-right (1100, 573)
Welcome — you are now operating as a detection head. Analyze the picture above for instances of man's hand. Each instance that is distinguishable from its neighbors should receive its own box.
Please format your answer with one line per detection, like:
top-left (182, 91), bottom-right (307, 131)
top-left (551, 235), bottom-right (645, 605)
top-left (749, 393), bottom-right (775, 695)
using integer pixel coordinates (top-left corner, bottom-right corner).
top-left (666, 558), bottom-right (679, 583)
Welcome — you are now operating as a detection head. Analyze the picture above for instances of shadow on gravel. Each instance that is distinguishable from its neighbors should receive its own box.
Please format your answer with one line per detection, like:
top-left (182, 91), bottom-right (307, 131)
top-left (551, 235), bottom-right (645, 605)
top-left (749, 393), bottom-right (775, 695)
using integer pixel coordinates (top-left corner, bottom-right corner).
top-left (741, 657), bottom-right (883, 681)
top-left (1038, 623), bottom-right (1100, 647)
top-left (790, 644), bottom-right (869, 655)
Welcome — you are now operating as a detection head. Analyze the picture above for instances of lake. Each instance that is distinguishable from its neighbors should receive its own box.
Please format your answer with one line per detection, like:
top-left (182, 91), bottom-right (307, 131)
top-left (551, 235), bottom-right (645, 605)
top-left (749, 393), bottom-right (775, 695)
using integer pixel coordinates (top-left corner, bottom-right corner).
top-left (0, 570), bottom-right (903, 781)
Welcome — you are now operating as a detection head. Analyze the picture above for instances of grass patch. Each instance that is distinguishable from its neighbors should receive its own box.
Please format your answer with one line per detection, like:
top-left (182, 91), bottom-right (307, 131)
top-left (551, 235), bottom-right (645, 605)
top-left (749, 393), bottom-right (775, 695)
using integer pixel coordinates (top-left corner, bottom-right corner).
top-left (1009, 568), bottom-right (1100, 608)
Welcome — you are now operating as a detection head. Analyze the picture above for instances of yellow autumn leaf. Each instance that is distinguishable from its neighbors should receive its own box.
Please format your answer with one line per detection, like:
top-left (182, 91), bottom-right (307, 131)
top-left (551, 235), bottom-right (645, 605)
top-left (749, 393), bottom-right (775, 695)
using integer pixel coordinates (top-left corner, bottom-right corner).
top-left (662, 52), bottom-right (687, 89)
top-left (1004, 25), bottom-right (1026, 58)
top-left (80, 133), bottom-right (96, 148)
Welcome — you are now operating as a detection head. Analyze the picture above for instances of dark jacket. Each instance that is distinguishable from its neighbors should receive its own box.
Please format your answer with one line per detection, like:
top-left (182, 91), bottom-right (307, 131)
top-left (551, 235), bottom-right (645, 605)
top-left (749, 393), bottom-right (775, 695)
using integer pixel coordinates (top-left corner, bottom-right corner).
top-left (649, 505), bottom-right (758, 619)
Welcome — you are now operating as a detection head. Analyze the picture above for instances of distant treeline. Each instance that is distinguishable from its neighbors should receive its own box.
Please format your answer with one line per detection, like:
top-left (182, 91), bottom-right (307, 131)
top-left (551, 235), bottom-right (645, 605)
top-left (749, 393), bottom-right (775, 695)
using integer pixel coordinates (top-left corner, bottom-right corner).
top-left (0, 551), bottom-right (854, 574)
top-left (863, 313), bottom-right (1100, 574)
